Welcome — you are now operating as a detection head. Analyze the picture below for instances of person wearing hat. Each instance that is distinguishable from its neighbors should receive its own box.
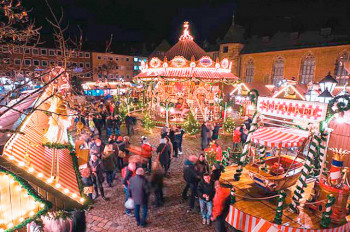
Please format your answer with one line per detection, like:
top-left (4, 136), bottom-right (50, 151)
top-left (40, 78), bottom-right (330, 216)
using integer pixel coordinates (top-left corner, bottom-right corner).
top-left (182, 155), bottom-right (200, 213)
top-left (156, 138), bottom-right (171, 175)
top-left (102, 143), bottom-right (117, 187)
top-left (128, 168), bottom-right (150, 227)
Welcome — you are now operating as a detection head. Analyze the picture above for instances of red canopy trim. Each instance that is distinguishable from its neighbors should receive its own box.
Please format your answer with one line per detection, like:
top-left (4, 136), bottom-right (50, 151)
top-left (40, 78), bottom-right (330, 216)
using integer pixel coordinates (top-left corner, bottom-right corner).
top-left (251, 127), bottom-right (309, 148)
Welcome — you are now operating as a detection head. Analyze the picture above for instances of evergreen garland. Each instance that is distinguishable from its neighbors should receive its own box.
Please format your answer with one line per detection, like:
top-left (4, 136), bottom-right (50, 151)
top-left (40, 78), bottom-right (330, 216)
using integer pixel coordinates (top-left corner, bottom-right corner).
top-left (183, 111), bottom-right (200, 135)
top-left (273, 191), bottom-right (287, 225)
top-left (321, 194), bottom-right (335, 228)
top-left (42, 142), bottom-right (73, 150)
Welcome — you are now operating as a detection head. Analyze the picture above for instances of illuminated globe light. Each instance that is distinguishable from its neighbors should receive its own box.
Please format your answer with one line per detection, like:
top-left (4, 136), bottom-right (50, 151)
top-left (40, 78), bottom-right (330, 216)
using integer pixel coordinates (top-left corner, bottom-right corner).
top-left (8, 155), bottom-right (14, 160)
top-left (80, 198), bottom-right (85, 203)
top-left (64, 188), bottom-right (69, 194)
top-left (190, 62), bottom-right (196, 68)
top-left (19, 218), bottom-right (24, 222)
top-left (227, 107), bottom-right (233, 113)
top-left (18, 161), bottom-right (25, 167)
top-left (150, 57), bottom-right (161, 68)
top-left (37, 173), bottom-right (43, 178)
top-left (15, 186), bottom-right (21, 192)
top-left (7, 223), bottom-right (14, 228)
top-left (29, 211), bottom-right (35, 217)
top-left (160, 107), bottom-right (165, 113)
top-left (72, 193), bottom-right (77, 198)
top-left (221, 58), bottom-right (229, 69)
top-left (170, 108), bottom-right (175, 114)
top-left (55, 183), bottom-right (61, 188)
top-left (28, 167), bottom-right (34, 173)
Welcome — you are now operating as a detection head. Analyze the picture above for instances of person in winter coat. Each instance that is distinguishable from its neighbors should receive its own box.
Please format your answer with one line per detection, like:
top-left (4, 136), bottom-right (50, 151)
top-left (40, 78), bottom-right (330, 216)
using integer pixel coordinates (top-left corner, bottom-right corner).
top-left (240, 125), bottom-right (248, 144)
top-left (150, 161), bottom-right (164, 207)
top-left (116, 136), bottom-right (125, 171)
top-left (201, 122), bottom-right (209, 150)
top-left (114, 115), bottom-right (121, 136)
top-left (106, 116), bottom-right (114, 138)
top-left (125, 114), bottom-right (135, 136)
top-left (195, 153), bottom-right (210, 177)
top-left (129, 168), bottom-right (149, 227)
top-left (156, 138), bottom-right (171, 175)
top-left (211, 163), bottom-right (223, 182)
top-left (182, 155), bottom-right (200, 212)
top-left (198, 173), bottom-right (215, 225)
top-left (233, 126), bottom-right (242, 150)
top-left (211, 181), bottom-right (231, 232)
top-left (175, 126), bottom-right (185, 155)
top-left (122, 162), bottom-right (136, 216)
top-left (80, 165), bottom-right (93, 201)
top-left (89, 154), bottom-right (108, 200)
top-left (212, 123), bottom-right (220, 141)
top-left (102, 143), bottom-right (117, 187)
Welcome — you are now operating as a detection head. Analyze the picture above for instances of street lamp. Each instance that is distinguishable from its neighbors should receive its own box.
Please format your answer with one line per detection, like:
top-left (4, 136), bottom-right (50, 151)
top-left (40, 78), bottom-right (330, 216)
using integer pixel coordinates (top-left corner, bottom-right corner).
top-left (318, 72), bottom-right (338, 103)
top-left (305, 84), bottom-right (319, 102)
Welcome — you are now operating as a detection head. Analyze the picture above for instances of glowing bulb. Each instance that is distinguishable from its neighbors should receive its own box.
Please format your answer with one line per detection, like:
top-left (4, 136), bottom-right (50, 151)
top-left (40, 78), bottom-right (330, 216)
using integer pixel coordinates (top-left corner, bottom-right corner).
top-left (79, 198), bottom-right (85, 203)
top-left (29, 211), bottom-right (35, 216)
top-left (18, 161), bottom-right (25, 167)
top-left (72, 193), bottom-right (77, 198)
top-left (37, 173), bottom-right (43, 178)
top-left (24, 193), bottom-right (29, 198)
top-left (0, 228), bottom-right (4, 232)
top-left (55, 183), bottom-right (61, 188)
top-left (10, 179), bottom-right (14, 184)
top-left (7, 223), bottom-right (13, 228)
top-left (46, 178), bottom-right (53, 184)
top-left (19, 217), bottom-right (24, 222)
top-left (7, 133), bottom-right (11, 137)
top-left (28, 167), bottom-right (34, 173)
top-left (3, 175), bottom-right (9, 179)
top-left (8, 155), bottom-right (14, 160)
top-left (40, 203), bottom-right (45, 208)
top-left (64, 189), bottom-right (69, 194)
top-left (15, 186), bottom-right (22, 191)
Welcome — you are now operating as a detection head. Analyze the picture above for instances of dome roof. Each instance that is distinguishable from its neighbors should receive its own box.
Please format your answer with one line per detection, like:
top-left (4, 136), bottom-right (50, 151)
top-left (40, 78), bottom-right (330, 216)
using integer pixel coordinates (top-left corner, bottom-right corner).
top-left (164, 22), bottom-right (207, 61)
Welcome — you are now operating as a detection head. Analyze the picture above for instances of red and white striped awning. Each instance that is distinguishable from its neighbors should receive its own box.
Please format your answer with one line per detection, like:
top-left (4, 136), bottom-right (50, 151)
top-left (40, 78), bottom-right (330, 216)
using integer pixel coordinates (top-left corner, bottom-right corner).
top-left (251, 127), bottom-right (309, 148)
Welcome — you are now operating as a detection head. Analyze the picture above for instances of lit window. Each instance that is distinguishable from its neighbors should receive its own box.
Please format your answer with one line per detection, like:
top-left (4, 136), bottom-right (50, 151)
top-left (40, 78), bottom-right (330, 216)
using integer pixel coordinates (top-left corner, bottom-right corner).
top-left (14, 59), bottom-right (21, 65)
top-left (32, 48), bottom-right (39, 55)
top-left (223, 46), bottom-right (228, 53)
top-left (41, 49), bottom-right (47, 55)
top-left (335, 53), bottom-right (350, 85)
top-left (272, 57), bottom-right (284, 86)
top-left (49, 50), bottom-right (55, 56)
top-left (33, 60), bottom-right (40, 66)
top-left (85, 52), bottom-right (90, 58)
top-left (24, 59), bottom-right (31, 66)
top-left (42, 60), bottom-right (48, 66)
top-left (134, 57), bottom-right (138, 62)
top-left (299, 55), bottom-right (315, 84)
top-left (245, 59), bottom-right (254, 83)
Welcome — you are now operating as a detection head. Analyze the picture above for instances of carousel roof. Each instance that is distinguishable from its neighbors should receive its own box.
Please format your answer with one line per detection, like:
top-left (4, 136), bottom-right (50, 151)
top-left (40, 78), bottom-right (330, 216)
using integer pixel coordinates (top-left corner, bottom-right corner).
top-left (164, 22), bottom-right (207, 60)
top-left (135, 22), bottom-right (238, 81)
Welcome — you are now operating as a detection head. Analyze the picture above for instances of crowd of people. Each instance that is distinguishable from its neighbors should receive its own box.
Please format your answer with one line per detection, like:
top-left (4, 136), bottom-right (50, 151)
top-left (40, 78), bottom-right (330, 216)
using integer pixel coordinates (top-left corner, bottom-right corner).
top-left (74, 98), bottom-right (249, 231)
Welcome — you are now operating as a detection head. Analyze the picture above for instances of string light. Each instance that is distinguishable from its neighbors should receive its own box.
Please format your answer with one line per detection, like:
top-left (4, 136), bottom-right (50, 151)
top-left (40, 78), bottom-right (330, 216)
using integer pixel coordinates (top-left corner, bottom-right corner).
top-left (37, 173), bottom-right (43, 178)
top-left (28, 167), bottom-right (34, 173)
top-left (72, 193), bottom-right (77, 198)
top-left (80, 198), bottom-right (85, 203)
top-left (64, 188), bottom-right (69, 194)
top-left (15, 185), bottom-right (22, 191)
top-left (18, 161), bottom-right (25, 167)
top-left (19, 218), bottom-right (24, 222)
top-left (29, 211), bottom-right (35, 217)
top-left (8, 155), bottom-right (14, 160)
top-left (7, 223), bottom-right (13, 228)
top-left (46, 177), bottom-right (53, 184)
top-left (55, 183), bottom-right (61, 188)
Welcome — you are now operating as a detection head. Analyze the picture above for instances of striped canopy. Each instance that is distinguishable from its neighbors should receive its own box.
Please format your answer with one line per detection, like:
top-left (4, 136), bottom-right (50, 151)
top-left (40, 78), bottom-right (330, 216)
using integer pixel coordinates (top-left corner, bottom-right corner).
top-left (251, 127), bottom-right (309, 148)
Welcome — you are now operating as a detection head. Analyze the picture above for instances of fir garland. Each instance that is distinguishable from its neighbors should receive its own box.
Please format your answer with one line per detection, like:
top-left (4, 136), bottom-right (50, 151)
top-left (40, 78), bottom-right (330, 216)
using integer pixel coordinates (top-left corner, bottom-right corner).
top-left (42, 142), bottom-right (73, 150)
top-left (221, 147), bottom-right (231, 172)
top-left (273, 191), bottom-right (287, 225)
top-left (320, 194), bottom-right (335, 228)
top-left (0, 167), bottom-right (52, 232)
top-left (230, 187), bottom-right (236, 204)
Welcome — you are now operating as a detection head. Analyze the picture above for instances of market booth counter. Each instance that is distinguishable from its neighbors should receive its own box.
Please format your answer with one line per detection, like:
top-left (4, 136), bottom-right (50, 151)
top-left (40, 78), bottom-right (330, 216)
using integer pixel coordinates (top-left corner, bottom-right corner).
top-left (221, 96), bottom-right (350, 231)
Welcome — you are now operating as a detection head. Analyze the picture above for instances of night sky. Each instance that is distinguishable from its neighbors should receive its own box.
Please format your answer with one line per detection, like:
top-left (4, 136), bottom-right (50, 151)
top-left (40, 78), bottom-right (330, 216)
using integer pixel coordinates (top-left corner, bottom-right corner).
top-left (22, 0), bottom-right (350, 55)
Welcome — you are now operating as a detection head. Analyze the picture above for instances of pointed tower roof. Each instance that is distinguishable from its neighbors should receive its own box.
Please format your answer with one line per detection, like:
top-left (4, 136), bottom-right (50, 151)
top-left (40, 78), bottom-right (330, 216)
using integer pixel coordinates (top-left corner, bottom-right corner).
top-left (164, 22), bottom-right (207, 60)
top-left (149, 40), bottom-right (171, 59)
top-left (222, 13), bottom-right (245, 43)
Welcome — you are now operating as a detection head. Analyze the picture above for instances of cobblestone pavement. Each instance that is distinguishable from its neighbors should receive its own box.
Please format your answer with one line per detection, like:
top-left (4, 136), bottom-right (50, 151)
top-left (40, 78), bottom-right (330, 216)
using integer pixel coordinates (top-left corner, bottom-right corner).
top-left (86, 125), bottom-right (234, 232)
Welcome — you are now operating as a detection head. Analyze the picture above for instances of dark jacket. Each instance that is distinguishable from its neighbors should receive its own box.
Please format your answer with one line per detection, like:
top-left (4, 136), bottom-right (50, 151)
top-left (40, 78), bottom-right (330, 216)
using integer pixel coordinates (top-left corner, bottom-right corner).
top-left (129, 175), bottom-right (149, 205)
top-left (201, 124), bottom-right (209, 138)
top-left (102, 152), bottom-right (117, 172)
top-left (212, 125), bottom-right (220, 140)
top-left (197, 180), bottom-right (215, 201)
top-left (211, 167), bottom-right (222, 182)
top-left (151, 168), bottom-right (164, 189)
top-left (89, 159), bottom-right (104, 181)
top-left (175, 129), bottom-right (184, 143)
top-left (195, 160), bottom-right (210, 176)
top-left (156, 143), bottom-right (170, 166)
top-left (122, 167), bottom-right (134, 186)
top-left (183, 159), bottom-right (200, 184)
top-left (106, 118), bottom-right (114, 128)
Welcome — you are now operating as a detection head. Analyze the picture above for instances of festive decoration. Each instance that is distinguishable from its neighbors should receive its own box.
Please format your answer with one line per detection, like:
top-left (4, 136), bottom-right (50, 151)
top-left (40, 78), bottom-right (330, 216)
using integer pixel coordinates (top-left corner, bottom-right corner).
top-left (0, 168), bottom-right (51, 232)
top-left (142, 113), bottom-right (155, 131)
top-left (320, 194), bottom-right (336, 228)
top-left (42, 142), bottom-right (73, 150)
top-left (223, 117), bottom-right (235, 133)
top-left (221, 147), bottom-right (231, 172)
top-left (273, 191), bottom-right (287, 225)
top-left (204, 141), bottom-right (218, 168)
top-left (230, 186), bottom-right (236, 204)
top-left (183, 111), bottom-right (200, 135)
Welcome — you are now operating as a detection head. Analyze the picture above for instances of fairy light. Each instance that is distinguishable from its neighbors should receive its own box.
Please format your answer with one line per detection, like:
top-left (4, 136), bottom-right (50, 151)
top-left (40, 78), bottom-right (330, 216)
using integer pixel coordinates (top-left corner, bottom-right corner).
top-left (8, 155), bottom-right (14, 160)
top-left (15, 185), bottom-right (22, 192)
top-left (7, 223), bottom-right (13, 228)
top-left (18, 161), bottom-right (25, 167)
top-left (40, 203), bottom-right (45, 208)
top-left (80, 198), bottom-right (85, 203)
top-left (24, 193), bottom-right (28, 198)
top-left (28, 167), bottom-right (34, 173)
top-left (37, 173), bottom-right (43, 178)
top-left (72, 193), bottom-right (77, 198)
top-left (46, 177), bottom-right (53, 184)
top-left (55, 183), bottom-right (61, 188)
top-left (29, 211), bottom-right (35, 217)
top-left (19, 218), bottom-right (24, 222)
top-left (64, 188), bottom-right (69, 194)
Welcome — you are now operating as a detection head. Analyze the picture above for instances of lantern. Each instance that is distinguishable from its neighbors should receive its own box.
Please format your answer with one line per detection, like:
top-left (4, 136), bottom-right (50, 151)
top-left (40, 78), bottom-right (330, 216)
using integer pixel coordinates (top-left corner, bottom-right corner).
top-left (319, 73), bottom-right (338, 93)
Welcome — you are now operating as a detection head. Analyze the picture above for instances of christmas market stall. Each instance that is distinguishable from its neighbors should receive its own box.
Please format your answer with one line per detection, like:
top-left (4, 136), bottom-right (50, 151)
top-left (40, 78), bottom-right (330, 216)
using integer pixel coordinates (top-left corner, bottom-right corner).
top-left (135, 22), bottom-right (238, 125)
top-left (0, 67), bottom-right (87, 232)
top-left (220, 94), bottom-right (350, 231)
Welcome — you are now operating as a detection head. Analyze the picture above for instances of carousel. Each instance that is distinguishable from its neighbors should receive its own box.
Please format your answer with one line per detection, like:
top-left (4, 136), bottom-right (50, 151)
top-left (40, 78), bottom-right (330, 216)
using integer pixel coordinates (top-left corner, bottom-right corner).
top-left (135, 22), bottom-right (238, 124)
top-left (221, 93), bottom-right (350, 231)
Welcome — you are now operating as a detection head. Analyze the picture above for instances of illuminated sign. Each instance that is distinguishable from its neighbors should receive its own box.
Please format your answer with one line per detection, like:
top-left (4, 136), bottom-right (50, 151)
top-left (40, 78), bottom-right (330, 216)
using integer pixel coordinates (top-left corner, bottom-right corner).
top-left (199, 56), bottom-right (213, 67)
top-left (150, 57), bottom-right (161, 68)
top-left (171, 56), bottom-right (187, 67)
top-left (221, 58), bottom-right (229, 69)
top-left (257, 97), bottom-right (328, 123)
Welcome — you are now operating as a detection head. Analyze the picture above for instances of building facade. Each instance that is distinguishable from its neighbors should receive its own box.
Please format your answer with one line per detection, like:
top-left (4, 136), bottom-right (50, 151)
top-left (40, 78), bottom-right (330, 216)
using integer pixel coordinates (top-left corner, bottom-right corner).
top-left (91, 52), bottom-right (134, 81)
top-left (0, 44), bottom-right (93, 81)
top-left (133, 56), bottom-right (147, 77)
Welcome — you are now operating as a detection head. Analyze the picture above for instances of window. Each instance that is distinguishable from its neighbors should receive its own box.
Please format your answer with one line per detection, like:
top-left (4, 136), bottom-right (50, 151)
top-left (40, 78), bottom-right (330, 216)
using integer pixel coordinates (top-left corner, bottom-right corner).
top-left (14, 59), bottom-right (21, 65)
top-left (57, 50), bottom-right (62, 56)
top-left (50, 60), bottom-right (55, 66)
top-left (72, 52), bottom-right (77, 58)
top-left (134, 57), bottom-right (138, 62)
top-left (109, 74), bottom-right (114, 79)
top-left (58, 61), bottom-right (63, 66)
top-left (97, 56), bottom-right (102, 60)
top-left (126, 58), bottom-right (130, 62)
top-left (245, 60), bottom-right (254, 83)
top-left (40, 49), bottom-right (47, 55)
top-left (272, 57), bottom-right (285, 86)
top-left (115, 57), bottom-right (119, 61)
top-left (13, 47), bottom-right (20, 54)
top-left (49, 49), bottom-right (55, 56)
top-left (223, 46), bottom-right (228, 53)
top-left (33, 60), bottom-right (40, 66)
top-left (85, 52), bottom-right (90, 58)
top-left (121, 75), bottom-right (124, 79)
top-left (115, 66), bottom-right (119, 70)
top-left (2, 46), bottom-right (9, 52)
top-left (109, 57), bottom-right (113, 61)
top-left (72, 62), bottom-right (77, 67)
top-left (79, 52), bottom-right (83, 57)
top-left (79, 62), bottom-right (84, 68)
top-left (24, 59), bottom-right (31, 66)
top-left (299, 55), bottom-right (315, 84)
top-left (32, 48), bottom-right (39, 55)
top-left (85, 63), bottom-right (91, 68)
top-left (24, 48), bottom-right (31, 54)
top-left (127, 75), bottom-right (130, 79)
top-left (335, 53), bottom-right (350, 85)
top-left (41, 60), bottom-right (48, 66)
